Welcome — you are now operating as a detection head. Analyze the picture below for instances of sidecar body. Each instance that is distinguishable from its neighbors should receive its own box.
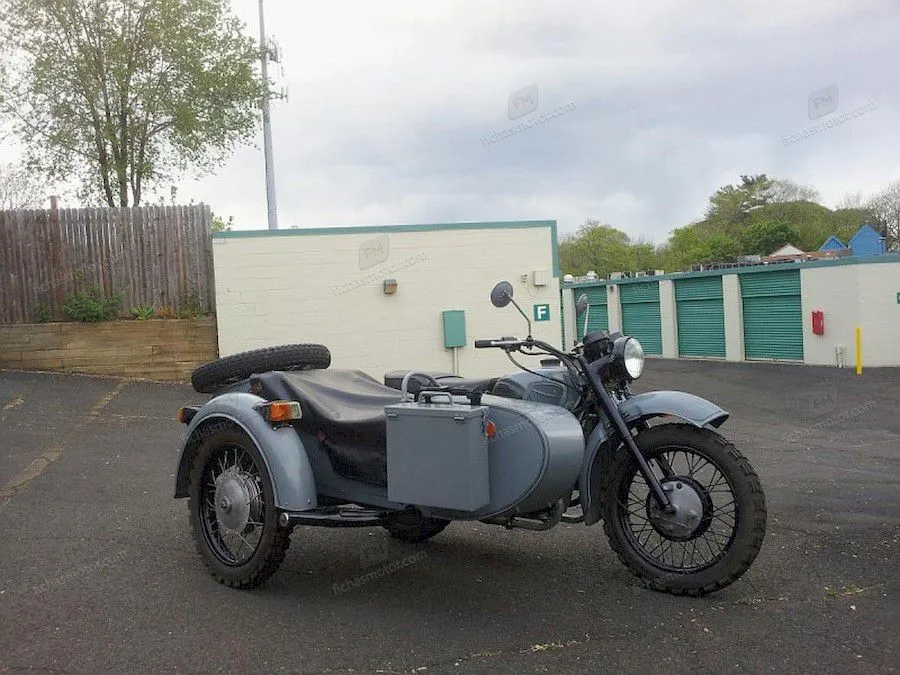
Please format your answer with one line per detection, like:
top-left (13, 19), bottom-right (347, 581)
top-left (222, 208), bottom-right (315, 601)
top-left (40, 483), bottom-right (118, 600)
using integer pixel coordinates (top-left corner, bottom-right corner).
top-left (174, 368), bottom-right (585, 524)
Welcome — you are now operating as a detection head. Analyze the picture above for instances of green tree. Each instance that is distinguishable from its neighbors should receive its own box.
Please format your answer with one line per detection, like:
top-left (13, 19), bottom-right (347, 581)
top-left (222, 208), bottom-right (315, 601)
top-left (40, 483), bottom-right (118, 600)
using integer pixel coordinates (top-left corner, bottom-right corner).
top-left (210, 213), bottom-right (233, 233)
top-left (705, 174), bottom-right (773, 227)
top-left (739, 219), bottom-right (801, 255)
top-left (0, 0), bottom-right (264, 206)
top-left (559, 220), bottom-right (660, 277)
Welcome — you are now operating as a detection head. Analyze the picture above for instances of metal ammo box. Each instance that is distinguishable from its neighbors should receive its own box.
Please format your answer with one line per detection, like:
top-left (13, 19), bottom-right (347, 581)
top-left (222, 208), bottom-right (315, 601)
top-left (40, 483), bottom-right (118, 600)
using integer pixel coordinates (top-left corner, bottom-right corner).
top-left (385, 395), bottom-right (490, 511)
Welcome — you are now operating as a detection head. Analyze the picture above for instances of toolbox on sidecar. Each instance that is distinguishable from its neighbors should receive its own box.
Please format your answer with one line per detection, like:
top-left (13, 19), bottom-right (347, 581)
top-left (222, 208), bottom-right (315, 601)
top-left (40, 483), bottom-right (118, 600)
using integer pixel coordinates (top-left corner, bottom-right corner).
top-left (385, 395), bottom-right (490, 511)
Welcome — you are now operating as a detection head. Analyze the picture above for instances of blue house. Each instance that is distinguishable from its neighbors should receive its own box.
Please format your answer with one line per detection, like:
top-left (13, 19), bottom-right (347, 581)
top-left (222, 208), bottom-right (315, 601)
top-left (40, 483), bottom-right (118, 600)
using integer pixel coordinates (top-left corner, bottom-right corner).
top-left (848, 224), bottom-right (886, 257)
top-left (819, 235), bottom-right (847, 252)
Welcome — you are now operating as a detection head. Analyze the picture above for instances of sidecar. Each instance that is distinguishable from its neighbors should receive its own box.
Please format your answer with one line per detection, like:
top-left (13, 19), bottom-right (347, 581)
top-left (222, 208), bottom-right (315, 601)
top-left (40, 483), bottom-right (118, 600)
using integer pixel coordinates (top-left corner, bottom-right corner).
top-left (174, 357), bottom-right (584, 588)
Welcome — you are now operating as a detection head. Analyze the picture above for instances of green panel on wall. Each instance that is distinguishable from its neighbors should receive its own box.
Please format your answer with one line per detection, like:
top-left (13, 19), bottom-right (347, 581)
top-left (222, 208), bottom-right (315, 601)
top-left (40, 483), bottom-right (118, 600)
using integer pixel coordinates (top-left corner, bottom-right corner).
top-left (442, 310), bottom-right (467, 348)
top-left (620, 281), bottom-right (662, 355)
top-left (740, 270), bottom-right (803, 360)
top-left (675, 276), bottom-right (725, 358)
top-left (576, 284), bottom-right (610, 339)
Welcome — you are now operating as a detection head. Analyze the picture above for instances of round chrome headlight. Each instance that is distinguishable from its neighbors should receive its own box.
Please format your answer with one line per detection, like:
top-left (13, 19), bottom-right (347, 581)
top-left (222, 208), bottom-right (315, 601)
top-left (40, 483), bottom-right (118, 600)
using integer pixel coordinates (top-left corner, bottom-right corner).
top-left (612, 336), bottom-right (645, 380)
top-left (623, 337), bottom-right (645, 379)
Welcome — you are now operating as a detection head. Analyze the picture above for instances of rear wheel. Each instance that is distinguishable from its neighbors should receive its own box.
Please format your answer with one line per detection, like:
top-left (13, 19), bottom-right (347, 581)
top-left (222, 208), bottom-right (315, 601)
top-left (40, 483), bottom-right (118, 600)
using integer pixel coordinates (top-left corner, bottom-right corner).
top-left (382, 511), bottom-right (450, 543)
top-left (187, 426), bottom-right (291, 588)
top-left (191, 344), bottom-right (331, 393)
top-left (601, 424), bottom-right (766, 596)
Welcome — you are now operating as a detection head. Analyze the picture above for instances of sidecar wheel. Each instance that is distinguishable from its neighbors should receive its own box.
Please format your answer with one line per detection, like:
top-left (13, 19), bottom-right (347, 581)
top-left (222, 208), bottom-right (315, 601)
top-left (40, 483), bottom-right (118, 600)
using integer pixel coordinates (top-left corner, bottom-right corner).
top-left (187, 426), bottom-right (291, 588)
top-left (382, 512), bottom-right (450, 543)
top-left (601, 423), bottom-right (766, 596)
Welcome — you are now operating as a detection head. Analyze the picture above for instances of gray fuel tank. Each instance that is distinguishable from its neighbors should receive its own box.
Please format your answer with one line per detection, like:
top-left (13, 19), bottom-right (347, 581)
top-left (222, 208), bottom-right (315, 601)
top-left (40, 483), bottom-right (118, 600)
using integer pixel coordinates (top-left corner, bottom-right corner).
top-left (428, 394), bottom-right (585, 520)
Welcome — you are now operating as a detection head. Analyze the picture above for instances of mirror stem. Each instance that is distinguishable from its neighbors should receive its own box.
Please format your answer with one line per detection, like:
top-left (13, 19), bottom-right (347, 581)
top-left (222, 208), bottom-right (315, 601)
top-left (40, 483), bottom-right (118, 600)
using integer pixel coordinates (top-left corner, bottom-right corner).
top-left (507, 296), bottom-right (532, 338)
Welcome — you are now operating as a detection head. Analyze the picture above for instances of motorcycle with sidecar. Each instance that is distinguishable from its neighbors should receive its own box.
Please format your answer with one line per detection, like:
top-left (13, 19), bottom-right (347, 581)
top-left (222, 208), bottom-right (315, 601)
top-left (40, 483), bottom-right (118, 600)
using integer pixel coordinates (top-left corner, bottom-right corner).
top-left (174, 281), bottom-right (766, 595)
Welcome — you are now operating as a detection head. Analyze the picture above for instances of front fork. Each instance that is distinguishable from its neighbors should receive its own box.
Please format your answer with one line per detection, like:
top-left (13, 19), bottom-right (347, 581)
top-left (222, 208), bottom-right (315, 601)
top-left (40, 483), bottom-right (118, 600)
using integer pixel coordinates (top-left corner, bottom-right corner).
top-left (581, 357), bottom-right (674, 512)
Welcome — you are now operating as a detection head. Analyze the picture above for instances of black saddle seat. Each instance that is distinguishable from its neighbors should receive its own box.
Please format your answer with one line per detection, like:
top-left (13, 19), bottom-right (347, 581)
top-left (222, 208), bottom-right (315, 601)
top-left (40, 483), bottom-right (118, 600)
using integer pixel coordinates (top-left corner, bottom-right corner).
top-left (255, 369), bottom-right (403, 486)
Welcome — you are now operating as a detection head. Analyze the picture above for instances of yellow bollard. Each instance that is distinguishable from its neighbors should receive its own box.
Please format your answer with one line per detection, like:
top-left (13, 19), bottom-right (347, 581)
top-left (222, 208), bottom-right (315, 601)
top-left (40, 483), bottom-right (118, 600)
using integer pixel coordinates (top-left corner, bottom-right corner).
top-left (856, 326), bottom-right (862, 375)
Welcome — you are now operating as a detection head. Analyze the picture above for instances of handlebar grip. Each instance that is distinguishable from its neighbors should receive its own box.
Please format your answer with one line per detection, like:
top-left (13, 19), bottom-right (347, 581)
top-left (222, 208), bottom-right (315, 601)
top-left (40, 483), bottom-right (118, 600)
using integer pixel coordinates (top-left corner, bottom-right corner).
top-left (474, 339), bottom-right (496, 348)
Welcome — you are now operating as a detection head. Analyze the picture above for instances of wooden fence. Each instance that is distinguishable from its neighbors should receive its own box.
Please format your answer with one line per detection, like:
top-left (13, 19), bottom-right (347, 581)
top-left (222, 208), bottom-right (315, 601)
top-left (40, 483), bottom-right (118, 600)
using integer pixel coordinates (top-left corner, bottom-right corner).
top-left (0, 204), bottom-right (215, 324)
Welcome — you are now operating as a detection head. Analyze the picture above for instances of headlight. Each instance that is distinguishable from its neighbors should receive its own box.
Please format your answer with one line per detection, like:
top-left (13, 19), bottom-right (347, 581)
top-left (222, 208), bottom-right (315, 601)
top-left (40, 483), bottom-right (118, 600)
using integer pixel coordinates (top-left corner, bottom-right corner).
top-left (612, 336), bottom-right (645, 380)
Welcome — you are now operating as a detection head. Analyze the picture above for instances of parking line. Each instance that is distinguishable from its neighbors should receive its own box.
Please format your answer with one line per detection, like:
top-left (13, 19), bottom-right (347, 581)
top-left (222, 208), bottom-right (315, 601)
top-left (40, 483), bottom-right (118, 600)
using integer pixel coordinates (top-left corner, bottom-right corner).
top-left (1, 395), bottom-right (24, 412)
top-left (0, 379), bottom-right (128, 507)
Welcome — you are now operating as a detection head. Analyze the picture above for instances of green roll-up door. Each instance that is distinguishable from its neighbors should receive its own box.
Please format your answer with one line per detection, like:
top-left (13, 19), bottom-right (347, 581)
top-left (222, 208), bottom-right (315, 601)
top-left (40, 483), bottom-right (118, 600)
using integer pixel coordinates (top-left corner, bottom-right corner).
top-left (577, 285), bottom-right (609, 339)
top-left (741, 269), bottom-right (803, 360)
top-left (620, 281), bottom-right (662, 355)
top-left (675, 276), bottom-right (725, 358)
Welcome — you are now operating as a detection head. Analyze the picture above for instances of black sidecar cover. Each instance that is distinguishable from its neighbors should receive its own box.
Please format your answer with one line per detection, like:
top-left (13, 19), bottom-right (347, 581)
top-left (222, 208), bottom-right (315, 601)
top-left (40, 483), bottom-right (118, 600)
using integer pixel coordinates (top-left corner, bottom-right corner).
top-left (252, 369), bottom-right (403, 486)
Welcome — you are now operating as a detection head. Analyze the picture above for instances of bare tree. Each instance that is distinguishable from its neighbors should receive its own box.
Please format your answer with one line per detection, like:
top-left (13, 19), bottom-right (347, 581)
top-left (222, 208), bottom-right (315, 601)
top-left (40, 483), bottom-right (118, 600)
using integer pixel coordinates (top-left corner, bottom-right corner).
top-left (0, 163), bottom-right (45, 209)
top-left (767, 178), bottom-right (821, 204)
top-left (867, 180), bottom-right (900, 250)
top-left (835, 190), bottom-right (865, 210)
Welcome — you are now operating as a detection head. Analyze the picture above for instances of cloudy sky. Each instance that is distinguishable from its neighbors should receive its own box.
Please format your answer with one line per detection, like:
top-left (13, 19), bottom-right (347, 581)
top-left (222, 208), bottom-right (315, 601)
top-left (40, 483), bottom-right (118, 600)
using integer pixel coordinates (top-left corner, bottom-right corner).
top-left (5, 0), bottom-right (900, 242)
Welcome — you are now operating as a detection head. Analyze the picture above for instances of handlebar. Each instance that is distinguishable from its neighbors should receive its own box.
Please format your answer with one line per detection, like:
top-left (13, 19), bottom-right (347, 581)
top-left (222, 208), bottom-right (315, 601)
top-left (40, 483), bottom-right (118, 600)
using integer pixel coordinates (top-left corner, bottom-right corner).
top-left (474, 339), bottom-right (518, 348)
top-left (475, 336), bottom-right (571, 360)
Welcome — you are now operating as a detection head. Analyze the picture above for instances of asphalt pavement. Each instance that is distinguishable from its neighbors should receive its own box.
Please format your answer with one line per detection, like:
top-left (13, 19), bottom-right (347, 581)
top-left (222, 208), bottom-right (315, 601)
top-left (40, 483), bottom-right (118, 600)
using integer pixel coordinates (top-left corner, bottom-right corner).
top-left (0, 360), bottom-right (897, 674)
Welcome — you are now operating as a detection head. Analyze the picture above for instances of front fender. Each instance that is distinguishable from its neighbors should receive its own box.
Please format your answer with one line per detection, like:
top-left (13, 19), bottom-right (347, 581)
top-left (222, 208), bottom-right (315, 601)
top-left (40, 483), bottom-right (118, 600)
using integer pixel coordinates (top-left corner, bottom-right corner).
top-left (618, 390), bottom-right (729, 429)
top-left (173, 392), bottom-right (317, 512)
top-left (578, 390), bottom-right (728, 525)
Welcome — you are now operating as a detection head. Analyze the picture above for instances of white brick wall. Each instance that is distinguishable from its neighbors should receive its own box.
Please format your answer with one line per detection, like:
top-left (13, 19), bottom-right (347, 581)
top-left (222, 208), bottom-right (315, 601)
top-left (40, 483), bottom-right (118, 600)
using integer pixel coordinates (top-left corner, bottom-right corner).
top-left (801, 261), bottom-right (900, 368)
top-left (213, 225), bottom-right (561, 379)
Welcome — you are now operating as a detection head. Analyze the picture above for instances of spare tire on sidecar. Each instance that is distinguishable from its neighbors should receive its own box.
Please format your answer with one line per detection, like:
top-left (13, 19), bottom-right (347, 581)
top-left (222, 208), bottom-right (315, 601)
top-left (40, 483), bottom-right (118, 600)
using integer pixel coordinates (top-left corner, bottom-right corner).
top-left (191, 343), bottom-right (331, 393)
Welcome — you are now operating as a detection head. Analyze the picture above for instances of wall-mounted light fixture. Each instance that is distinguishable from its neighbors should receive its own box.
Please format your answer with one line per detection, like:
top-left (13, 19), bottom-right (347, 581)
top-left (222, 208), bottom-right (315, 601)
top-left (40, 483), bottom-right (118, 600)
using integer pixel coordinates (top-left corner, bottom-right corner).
top-left (383, 278), bottom-right (398, 295)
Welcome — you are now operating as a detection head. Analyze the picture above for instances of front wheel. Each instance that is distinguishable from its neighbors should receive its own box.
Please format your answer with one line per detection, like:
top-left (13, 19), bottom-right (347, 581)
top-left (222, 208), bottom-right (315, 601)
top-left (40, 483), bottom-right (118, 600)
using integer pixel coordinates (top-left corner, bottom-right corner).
top-left (601, 424), bottom-right (766, 596)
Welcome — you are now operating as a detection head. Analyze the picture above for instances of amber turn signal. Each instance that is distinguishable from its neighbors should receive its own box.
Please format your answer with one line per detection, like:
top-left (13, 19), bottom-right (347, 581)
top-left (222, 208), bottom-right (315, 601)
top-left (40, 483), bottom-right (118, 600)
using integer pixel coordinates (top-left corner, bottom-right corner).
top-left (485, 420), bottom-right (497, 438)
top-left (178, 407), bottom-right (198, 424)
top-left (260, 400), bottom-right (302, 423)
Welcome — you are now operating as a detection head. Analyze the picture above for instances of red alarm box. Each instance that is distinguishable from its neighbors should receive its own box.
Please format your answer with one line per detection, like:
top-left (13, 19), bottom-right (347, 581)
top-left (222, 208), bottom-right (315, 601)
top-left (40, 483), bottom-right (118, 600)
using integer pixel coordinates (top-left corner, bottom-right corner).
top-left (812, 310), bottom-right (825, 335)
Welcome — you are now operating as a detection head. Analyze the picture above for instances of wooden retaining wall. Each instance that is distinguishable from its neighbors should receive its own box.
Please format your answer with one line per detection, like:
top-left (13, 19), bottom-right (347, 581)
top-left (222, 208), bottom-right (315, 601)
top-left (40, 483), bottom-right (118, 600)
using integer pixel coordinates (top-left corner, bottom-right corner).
top-left (0, 319), bottom-right (217, 381)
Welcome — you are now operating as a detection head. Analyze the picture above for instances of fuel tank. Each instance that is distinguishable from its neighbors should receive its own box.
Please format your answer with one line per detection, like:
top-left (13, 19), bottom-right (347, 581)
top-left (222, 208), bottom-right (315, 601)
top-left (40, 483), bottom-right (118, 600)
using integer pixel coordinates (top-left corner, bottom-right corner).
top-left (491, 365), bottom-right (581, 411)
top-left (429, 394), bottom-right (585, 521)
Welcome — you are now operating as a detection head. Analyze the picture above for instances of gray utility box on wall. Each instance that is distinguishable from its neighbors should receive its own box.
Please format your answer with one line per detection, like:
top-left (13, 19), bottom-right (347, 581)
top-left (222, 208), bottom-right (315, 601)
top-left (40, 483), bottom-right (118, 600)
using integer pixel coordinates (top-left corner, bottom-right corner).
top-left (385, 398), bottom-right (490, 511)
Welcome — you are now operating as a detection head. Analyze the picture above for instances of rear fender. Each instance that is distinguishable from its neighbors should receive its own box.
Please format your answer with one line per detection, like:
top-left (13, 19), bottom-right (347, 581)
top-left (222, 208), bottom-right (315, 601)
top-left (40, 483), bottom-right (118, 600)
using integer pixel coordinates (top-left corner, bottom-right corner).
top-left (173, 392), bottom-right (317, 511)
top-left (578, 390), bottom-right (728, 525)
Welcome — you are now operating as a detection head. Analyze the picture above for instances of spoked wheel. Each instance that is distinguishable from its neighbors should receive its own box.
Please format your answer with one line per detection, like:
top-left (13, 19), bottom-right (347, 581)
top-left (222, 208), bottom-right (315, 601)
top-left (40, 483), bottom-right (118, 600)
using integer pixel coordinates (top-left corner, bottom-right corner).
top-left (188, 426), bottom-right (291, 588)
top-left (602, 424), bottom-right (766, 596)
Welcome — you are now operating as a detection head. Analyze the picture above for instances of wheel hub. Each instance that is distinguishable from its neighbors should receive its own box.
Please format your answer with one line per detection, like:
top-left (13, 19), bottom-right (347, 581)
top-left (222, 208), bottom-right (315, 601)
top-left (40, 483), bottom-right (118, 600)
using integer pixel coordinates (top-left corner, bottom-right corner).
top-left (214, 470), bottom-right (261, 533)
top-left (647, 477), bottom-right (707, 541)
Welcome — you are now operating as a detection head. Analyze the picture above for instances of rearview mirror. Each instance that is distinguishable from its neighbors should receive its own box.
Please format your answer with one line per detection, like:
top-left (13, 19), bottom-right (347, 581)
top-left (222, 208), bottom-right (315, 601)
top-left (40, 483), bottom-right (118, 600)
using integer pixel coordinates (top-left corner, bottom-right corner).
top-left (576, 294), bottom-right (589, 316)
top-left (490, 281), bottom-right (514, 308)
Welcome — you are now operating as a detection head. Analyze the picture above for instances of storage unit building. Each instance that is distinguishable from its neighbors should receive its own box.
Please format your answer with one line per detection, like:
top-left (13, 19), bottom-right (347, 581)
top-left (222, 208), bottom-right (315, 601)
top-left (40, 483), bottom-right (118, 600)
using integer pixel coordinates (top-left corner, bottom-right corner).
top-left (563, 255), bottom-right (900, 367)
